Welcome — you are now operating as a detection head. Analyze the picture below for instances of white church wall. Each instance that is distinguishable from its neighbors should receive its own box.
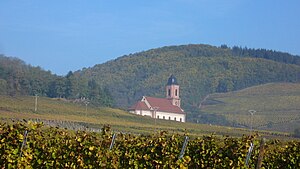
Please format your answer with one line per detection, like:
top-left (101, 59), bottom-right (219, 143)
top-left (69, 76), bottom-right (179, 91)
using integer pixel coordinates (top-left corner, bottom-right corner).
top-left (155, 111), bottom-right (185, 122)
top-left (129, 110), bottom-right (152, 117)
top-left (129, 110), bottom-right (185, 122)
top-left (141, 110), bottom-right (152, 117)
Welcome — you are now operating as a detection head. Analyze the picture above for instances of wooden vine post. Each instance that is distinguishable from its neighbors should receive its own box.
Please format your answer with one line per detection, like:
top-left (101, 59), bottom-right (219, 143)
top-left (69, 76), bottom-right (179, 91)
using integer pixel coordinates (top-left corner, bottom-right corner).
top-left (109, 133), bottom-right (117, 150)
top-left (256, 138), bottom-right (266, 169)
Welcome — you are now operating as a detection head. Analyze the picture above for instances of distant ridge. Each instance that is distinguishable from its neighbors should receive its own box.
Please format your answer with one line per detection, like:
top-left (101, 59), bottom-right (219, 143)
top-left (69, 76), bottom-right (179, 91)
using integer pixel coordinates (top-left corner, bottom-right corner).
top-left (113, 44), bottom-right (300, 66)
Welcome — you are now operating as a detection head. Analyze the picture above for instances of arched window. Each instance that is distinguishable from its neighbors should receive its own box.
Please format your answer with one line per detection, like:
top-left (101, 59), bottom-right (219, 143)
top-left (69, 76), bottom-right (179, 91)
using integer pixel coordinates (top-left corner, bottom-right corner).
top-left (169, 117), bottom-right (171, 120)
top-left (180, 118), bottom-right (182, 122)
top-left (175, 89), bottom-right (178, 96)
top-left (163, 116), bottom-right (165, 119)
top-left (168, 89), bottom-right (171, 96)
top-left (157, 115), bottom-right (159, 119)
top-left (174, 117), bottom-right (176, 121)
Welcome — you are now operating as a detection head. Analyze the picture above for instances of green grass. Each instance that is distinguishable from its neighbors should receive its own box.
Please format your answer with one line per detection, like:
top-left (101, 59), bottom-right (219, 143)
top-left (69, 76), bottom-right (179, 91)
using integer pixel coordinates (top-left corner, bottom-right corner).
top-left (200, 82), bottom-right (300, 133)
top-left (0, 94), bottom-right (293, 139)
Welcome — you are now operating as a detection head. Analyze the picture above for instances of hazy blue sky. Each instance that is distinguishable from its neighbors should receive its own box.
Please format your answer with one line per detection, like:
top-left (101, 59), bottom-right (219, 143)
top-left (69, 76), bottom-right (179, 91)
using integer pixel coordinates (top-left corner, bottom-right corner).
top-left (1, 0), bottom-right (299, 75)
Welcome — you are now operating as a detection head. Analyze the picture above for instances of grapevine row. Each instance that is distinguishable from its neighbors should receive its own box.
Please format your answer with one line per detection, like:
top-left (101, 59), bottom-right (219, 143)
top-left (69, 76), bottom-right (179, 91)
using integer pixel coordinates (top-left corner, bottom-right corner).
top-left (0, 121), bottom-right (299, 168)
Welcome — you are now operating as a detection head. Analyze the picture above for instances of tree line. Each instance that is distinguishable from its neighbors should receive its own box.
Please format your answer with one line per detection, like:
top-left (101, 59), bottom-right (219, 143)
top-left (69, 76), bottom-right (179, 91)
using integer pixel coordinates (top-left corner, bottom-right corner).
top-left (0, 55), bottom-right (114, 107)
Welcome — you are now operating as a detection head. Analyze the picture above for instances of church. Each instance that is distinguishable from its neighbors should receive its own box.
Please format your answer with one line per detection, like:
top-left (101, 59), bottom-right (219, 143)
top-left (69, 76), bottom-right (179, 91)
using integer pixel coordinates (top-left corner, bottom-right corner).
top-left (129, 75), bottom-right (186, 122)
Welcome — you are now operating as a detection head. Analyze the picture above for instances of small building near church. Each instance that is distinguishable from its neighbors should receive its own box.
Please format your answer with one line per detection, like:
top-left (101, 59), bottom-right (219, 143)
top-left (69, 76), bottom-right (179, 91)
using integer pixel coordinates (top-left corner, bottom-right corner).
top-left (129, 75), bottom-right (186, 122)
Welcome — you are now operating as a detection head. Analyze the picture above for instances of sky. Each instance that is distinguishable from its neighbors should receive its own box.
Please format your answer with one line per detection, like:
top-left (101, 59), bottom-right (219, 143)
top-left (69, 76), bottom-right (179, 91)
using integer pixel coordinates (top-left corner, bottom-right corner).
top-left (0, 0), bottom-right (300, 75)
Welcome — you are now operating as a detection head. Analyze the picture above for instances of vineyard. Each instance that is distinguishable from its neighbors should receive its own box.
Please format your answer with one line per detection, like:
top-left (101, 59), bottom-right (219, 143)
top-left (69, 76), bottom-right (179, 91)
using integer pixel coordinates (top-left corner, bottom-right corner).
top-left (1, 95), bottom-right (292, 138)
top-left (200, 83), bottom-right (300, 133)
top-left (1, 121), bottom-right (299, 168)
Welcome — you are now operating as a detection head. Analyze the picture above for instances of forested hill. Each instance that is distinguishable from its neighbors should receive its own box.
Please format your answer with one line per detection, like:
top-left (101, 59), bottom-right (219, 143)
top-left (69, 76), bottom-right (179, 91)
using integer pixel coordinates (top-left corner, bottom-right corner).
top-left (74, 44), bottom-right (300, 115)
top-left (0, 55), bottom-right (113, 107)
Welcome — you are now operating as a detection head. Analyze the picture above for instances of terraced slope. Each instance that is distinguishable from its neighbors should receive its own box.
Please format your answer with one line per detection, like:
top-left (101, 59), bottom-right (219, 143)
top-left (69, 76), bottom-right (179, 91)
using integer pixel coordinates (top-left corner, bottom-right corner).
top-left (200, 83), bottom-right (300, 133)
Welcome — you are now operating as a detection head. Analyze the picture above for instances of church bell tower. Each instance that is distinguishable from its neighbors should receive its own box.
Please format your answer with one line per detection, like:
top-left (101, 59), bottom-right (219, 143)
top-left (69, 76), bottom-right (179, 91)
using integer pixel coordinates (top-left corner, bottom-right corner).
top-left (166, 75), bottom-right (181, 107)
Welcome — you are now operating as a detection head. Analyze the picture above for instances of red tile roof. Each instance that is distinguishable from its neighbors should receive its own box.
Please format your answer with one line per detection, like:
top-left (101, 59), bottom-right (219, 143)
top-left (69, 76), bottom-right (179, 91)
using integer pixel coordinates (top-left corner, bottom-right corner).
top-left (129, 101), bottom-right (148, 110)
top-left (145, 97), bottom-right (185, 114)
top-left (129, 96), bottom-right (185, 114)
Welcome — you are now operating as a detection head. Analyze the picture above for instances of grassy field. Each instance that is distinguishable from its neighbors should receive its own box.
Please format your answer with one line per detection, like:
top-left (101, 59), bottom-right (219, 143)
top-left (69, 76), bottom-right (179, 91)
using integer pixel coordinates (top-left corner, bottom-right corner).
top-left (0, 94), bottom-right (292, 139)
top-left (200, 83), bottom-right (300, 133)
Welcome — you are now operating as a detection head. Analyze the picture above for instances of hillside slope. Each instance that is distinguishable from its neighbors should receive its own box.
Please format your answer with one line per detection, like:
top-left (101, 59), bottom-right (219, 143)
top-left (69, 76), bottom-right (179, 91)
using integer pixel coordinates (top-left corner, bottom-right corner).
top-left (74, 44), bottom-right (300, 119)
top-left (200, 83), bottom-right (300, 133)
top-left (0, 95), bottom-right (285, 137)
